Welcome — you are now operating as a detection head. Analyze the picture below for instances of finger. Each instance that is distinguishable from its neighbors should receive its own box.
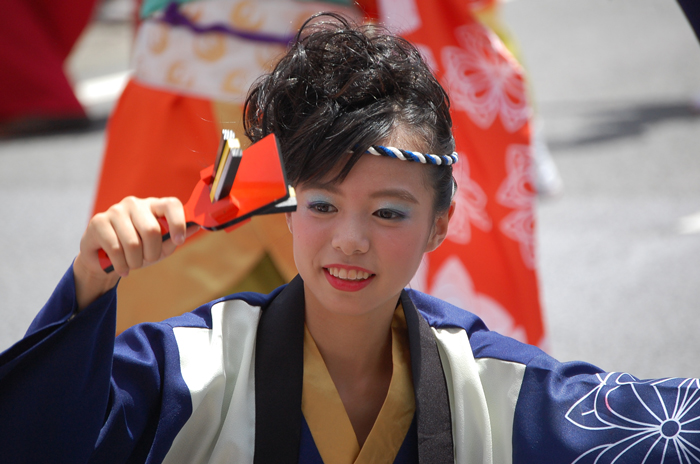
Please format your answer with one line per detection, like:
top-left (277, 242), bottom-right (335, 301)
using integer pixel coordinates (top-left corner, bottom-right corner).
top-left (151, 197), bottom-right (187, 245)
top-left (83, 212), bottom-right (130, 276)
top-left (108, 199), bottom-right (145, 271)
top-left (74, 213), bottom-right (123, 309)
top-left (160, 223), bottom-right (200, 258)
top-left (130, 200), bottom-right (166, 264)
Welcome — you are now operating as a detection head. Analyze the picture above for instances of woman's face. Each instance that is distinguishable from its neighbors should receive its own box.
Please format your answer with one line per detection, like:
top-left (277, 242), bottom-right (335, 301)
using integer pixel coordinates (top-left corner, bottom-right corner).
top-left (286, 153), bottom-right (451, 320)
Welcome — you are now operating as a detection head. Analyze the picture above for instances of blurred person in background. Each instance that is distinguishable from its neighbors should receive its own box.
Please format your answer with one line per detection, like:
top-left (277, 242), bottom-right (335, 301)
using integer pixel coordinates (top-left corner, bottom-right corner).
top-left (94, 0), bottom-right (549, 350)
top-left (469, 0), bottom-right (563, 198)
top-left (379, 0), bottom-right (550, 347)
top-left (0, 0), bottom-right (98, 136)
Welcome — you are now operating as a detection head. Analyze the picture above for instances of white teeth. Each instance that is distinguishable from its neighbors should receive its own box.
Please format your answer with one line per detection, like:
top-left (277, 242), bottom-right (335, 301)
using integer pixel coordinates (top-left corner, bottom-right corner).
top-left (327, 267), bottom-right (371, 280)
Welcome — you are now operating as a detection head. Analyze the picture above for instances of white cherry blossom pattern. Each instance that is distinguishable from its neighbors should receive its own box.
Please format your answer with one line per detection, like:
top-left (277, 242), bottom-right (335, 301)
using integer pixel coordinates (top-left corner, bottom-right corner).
top-left (567, 373), bottom-right (700, 463)
top-left (447, 151), bottom-right (491, 245)
top-left (441, 23), bottom-right (530, 133)
top-left (377, 0), bottom-right (422, 35)
top-left (500, 210), bottom-right (534, 269)
top-left (496, 144), bottom-right (535, 269)
top-left (412, 256), bottom-right (527, 343)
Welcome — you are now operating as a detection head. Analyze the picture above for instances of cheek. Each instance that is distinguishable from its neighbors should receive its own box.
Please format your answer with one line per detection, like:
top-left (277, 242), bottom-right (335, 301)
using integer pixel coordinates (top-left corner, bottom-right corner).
top-left (289, 214), bottom-right (326, 267)
top-left (376, 222), bottom-right (432, 267)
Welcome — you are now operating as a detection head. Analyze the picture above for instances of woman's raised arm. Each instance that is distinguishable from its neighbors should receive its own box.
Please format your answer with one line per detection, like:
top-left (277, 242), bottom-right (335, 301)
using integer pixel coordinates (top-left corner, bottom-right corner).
top-left (72, 196), bottom-right (198, 311)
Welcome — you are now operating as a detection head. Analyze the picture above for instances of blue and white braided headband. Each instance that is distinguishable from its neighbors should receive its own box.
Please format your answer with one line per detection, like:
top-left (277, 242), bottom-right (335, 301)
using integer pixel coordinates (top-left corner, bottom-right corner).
top-left (367, 146), bottom-right (458, 166)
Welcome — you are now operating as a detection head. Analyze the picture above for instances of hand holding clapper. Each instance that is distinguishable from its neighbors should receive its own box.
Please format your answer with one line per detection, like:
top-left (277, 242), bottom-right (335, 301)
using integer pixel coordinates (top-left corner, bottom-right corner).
top-left (98, 132), bottom-right (295, 273)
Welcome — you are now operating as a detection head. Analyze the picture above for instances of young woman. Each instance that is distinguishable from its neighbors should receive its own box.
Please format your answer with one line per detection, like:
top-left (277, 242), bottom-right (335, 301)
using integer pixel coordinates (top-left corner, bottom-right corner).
top-left (1, 14), bottom-right (699, 464)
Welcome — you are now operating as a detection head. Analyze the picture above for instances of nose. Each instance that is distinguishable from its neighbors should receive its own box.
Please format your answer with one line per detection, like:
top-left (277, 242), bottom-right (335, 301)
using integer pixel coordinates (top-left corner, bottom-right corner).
top-left (331, 214), bottom-right (370, 255)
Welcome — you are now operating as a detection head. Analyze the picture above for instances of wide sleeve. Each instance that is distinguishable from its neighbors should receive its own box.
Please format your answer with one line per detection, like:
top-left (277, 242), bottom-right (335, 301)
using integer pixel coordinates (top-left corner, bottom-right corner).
top-left (0, 266), bottom-right (118, 462)
top-left (0, 266), bottom-right (193, 463)
top-left (512, 352), bottom-right (700, 463)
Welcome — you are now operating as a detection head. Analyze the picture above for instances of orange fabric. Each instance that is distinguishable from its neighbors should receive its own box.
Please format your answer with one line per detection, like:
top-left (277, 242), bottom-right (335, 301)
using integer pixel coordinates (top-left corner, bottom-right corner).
top-left (402, 0), bottom-right (545, 346)
top-left (93, 79), bottom-right (220, 214)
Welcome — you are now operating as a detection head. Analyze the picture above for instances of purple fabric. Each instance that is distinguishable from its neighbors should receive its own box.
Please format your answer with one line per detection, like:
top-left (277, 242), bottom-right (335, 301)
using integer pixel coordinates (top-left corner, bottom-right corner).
top-left (160, 2), bottom-right (295, 45)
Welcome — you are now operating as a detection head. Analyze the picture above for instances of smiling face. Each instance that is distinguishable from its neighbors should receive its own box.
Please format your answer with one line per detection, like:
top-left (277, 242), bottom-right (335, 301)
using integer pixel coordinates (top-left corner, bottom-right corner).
top-left (286, 152), bottom-right (452, 321)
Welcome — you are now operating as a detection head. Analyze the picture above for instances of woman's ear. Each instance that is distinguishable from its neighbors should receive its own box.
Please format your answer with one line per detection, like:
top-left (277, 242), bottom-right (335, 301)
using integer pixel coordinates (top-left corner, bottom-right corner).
top-left (285, 212), bottom-right (293, 234)
top-left (425, 201), bottom-right (456, 253)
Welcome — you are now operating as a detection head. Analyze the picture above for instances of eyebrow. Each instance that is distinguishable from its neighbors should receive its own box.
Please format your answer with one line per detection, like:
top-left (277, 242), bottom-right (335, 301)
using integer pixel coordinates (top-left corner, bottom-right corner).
top-left (303, 182), bottom-right (419, 204)
top-left (369, 189), bottom-right (419, 204)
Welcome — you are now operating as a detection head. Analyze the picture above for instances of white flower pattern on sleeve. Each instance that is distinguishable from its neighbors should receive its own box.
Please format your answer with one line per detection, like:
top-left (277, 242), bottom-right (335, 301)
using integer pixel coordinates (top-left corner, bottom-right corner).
top-left (567, 373), bottom-right (700, 463)
top-left (441, 23), bottom-right (530, 133)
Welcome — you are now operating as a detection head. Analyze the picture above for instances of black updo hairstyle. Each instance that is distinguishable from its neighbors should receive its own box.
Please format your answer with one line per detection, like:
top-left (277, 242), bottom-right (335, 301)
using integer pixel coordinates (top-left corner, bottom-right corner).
top-left (244, 12), bottom-right (455, 214)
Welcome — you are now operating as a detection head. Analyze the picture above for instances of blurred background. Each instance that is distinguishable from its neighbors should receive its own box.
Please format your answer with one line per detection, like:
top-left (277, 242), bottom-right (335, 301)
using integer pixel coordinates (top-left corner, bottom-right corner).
top-left (1, 0), bottom-right (699, 379)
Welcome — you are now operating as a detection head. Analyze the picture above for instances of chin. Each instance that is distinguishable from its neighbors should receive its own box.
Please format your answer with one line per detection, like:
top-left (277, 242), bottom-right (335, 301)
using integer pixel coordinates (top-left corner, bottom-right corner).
top-left (318, 286), bottom-right (404, 320)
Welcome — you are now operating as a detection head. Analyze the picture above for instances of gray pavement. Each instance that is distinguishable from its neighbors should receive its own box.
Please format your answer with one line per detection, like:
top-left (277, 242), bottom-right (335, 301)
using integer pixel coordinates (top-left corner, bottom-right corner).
top-left (504, 0), bottom-right (700, 379)
top-left (1, 0), bottom-right (699, 380)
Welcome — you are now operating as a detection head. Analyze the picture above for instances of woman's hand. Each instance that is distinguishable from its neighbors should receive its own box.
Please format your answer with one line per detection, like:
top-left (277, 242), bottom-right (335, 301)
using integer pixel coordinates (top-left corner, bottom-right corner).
top-left (72, 197), bottom-right (199, 311)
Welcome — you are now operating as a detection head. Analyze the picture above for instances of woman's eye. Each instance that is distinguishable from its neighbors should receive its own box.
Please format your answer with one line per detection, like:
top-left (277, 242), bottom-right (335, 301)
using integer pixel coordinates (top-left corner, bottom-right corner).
top-left (374, 209), bottom-right (405, 220)
top-left (308, 202), bottom-right (336, 214)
